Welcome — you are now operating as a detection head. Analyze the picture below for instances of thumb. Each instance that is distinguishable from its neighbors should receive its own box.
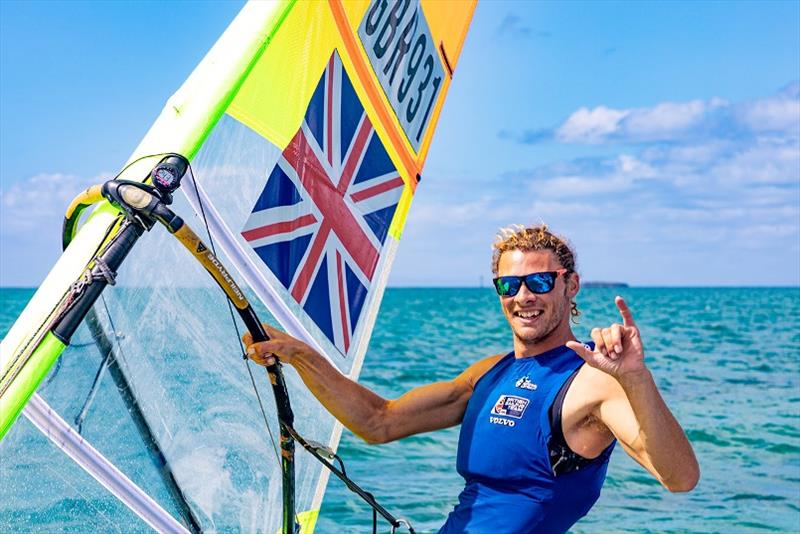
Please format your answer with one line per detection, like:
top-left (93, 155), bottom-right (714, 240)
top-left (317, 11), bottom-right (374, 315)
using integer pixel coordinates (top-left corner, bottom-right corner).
top-left (566, 340), bottom-right (595, 361)
top-left (261, 322), bottom-right (284, 338)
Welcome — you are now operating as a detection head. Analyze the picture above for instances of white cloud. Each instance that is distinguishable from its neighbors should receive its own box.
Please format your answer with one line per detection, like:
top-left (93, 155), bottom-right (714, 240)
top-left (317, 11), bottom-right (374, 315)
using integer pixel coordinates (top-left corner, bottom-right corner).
top-left (529, 200), bottom-right (594, 217)
top-left (554, 98), bottom-right (728, 144)
top-left (410, 196), bottom-right (500, 226)
top-left (642, 141), bottom-right (730, 165)
top-left (546, 85), bottom-right (799, 146)
top-left (0, 172), bottom-right (114, 285)
top-left (709, 138), bottom-right (799, 186)
top-left (627, 98), bottom-right (727, 138)
top-left (0, 173), bottom-right (109, 235)
top-left (617, 154), bottom-right (657, 178)
top-left (527, 153), bottom-right (659, 200)
top-left (555, 106), bottom-right (629, 144)
top-left (535, 174), bottom-right (634, 198)
top-left (722, 185), bottom-right (798, 207)
top-left (741, 223), bottom-right (799, 239)
top-left (734, 84), bottom-right (800, 133)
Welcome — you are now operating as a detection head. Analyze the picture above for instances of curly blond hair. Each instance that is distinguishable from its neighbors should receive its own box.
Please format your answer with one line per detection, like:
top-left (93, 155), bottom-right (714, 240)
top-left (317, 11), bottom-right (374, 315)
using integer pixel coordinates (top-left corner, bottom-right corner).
top-left (491, 224), bottom-right (580, 319)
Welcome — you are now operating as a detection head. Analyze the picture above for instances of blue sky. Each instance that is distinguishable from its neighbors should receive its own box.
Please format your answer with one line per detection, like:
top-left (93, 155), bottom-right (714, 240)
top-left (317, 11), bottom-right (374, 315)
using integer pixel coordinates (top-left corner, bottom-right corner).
top-left (1, 0), bottom-right (798, 287)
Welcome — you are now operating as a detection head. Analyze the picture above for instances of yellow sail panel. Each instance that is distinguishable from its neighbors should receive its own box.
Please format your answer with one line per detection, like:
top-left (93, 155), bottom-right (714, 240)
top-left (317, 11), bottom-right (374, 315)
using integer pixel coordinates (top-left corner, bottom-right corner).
top-left (421, 0), bottom-right (477, 74)
top-left (227, 1), bottom-right (340, 149)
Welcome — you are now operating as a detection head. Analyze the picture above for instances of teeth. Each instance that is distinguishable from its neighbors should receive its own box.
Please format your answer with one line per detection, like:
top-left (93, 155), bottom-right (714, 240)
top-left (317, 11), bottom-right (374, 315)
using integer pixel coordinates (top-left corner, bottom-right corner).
top-left (517, 310), bottom-right (542, 318)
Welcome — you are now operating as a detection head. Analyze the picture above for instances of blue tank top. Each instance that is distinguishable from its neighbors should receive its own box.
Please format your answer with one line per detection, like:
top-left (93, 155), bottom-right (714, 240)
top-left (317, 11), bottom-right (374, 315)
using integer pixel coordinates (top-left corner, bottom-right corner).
top-left (440, 345), bottom-right (615, 533)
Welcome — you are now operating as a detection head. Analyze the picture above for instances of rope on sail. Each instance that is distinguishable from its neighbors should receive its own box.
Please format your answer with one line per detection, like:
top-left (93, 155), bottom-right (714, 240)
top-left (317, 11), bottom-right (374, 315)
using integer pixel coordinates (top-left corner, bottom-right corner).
top-left (186, 169), bottom-right (283, 471)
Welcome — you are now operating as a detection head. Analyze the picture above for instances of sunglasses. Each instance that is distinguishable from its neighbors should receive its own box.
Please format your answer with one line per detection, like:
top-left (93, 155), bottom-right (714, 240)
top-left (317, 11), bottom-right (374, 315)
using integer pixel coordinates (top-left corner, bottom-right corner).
top-left (493, 269), bottom-right (571, 297)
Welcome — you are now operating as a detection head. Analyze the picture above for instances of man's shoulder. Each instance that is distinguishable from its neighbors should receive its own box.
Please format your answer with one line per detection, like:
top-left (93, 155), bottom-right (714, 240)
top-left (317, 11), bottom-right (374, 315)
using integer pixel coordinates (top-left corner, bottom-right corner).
top-left (572, 363), bottom-right (623, 405)
top-left (461, 353), bottom-right (508, 389)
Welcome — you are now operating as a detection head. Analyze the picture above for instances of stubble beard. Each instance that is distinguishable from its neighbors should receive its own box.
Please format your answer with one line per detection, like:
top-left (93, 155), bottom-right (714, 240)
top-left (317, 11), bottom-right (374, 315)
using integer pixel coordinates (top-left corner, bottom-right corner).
top-left (513, 291), bottom-right (571, 347)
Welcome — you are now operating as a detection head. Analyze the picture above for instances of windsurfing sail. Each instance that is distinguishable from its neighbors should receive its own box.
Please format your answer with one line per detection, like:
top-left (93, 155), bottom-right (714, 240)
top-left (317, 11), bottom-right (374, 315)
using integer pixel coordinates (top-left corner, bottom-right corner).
top-left (0, 0), bottom-right (475, 531)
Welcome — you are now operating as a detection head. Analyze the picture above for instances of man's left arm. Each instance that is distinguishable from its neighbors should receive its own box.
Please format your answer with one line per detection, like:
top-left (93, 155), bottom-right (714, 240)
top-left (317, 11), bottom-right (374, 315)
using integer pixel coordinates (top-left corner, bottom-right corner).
top-left (567, 296), bottom-right (700, 493)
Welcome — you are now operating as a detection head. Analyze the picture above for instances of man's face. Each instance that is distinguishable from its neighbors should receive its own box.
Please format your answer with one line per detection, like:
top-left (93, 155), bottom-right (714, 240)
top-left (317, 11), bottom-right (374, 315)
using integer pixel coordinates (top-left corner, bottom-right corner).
top-left (496, 249), bottom-right (578, 350)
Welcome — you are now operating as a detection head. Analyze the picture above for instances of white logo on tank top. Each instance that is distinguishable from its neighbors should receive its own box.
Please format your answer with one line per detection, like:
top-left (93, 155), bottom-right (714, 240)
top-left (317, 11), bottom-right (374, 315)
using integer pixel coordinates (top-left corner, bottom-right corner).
top-left (515, 376), bottom-right (538, 391)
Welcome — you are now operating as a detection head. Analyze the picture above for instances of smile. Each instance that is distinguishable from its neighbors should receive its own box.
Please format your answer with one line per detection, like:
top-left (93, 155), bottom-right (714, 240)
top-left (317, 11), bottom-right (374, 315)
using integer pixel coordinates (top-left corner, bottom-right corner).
top-left (515, 310), bottom-right (543, 319)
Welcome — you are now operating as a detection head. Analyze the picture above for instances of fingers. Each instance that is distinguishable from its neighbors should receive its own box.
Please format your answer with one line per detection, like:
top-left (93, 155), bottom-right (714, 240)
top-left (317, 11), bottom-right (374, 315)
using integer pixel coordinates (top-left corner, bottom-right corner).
top-left (592, 326), bottom-right (624, 360)
top-left (590, 328), bottom-right (606, 357)
top-left (616, 296), bottom-right (636, 327)
top-left (604, 324), bottom-right (624, 356)
top-left (246, 340), bottom-right (279, 367)
top-left (241, 323), bottom-right (285, 367)
top-left (241, 322), bottom-right (315, 369)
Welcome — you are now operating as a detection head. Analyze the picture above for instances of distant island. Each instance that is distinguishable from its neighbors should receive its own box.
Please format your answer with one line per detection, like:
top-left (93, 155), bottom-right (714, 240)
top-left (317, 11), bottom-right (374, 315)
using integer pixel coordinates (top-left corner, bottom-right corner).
top-left (582, 282), bottom-right (629, 288)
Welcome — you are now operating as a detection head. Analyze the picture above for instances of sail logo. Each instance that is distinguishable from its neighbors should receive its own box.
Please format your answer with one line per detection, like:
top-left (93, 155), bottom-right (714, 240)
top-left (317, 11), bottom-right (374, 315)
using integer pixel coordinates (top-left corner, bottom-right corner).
top-left (206, 252), bottom-right (245, 303)
top-left (241, 51), bottom-right (404, 356)
top-left (490, 395), bottom-right (529, 419)
top-left (515, 376), bottom-right (538, 391)
top-left (358, 0), bottom-right (445, 151)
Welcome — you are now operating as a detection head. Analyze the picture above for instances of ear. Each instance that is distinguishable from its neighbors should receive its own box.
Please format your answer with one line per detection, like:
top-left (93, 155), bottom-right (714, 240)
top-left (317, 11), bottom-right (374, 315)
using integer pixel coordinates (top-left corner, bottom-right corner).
top-left (566, 271), bottom-right (580, 299)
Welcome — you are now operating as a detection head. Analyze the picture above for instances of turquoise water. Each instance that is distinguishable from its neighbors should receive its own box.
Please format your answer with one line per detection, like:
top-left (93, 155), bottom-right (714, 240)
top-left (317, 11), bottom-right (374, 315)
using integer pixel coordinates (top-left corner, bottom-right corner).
top-left (2, 287), bottom-right (799, 532)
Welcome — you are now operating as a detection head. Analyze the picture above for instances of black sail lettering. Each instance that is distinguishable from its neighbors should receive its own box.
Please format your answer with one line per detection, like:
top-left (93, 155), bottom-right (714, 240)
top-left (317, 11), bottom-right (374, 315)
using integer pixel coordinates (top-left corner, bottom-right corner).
top-left (398, 33), bottom-right (426, 104)
top-left (407, 53), bottom-right (433, 123)
top-left (383, 12), bottom-right (419, 86)
top-left (373, 0), bottom-right (410, 60)
top-left (357, 0), bottom-right (447, 151)
top-left (416, 75), bottom-right (441, 142)
top-left (364, 0), bottom-right (388, 36)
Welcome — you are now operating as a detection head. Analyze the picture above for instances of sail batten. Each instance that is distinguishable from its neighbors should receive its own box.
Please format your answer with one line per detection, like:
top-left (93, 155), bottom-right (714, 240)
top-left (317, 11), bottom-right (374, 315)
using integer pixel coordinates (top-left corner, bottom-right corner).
top-left (24, 394), bottom-right (190, 534)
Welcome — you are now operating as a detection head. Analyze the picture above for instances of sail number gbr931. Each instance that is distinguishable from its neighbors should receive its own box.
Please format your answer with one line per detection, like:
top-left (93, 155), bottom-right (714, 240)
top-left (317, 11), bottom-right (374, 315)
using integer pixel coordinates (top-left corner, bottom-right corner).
top-left (358, 0), bottom-right (446, 152)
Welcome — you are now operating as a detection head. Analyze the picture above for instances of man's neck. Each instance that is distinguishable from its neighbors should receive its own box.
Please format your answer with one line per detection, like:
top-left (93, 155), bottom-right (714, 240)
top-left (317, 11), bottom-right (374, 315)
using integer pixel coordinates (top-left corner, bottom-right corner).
top-left (514, 324), bottom-right (577, 359)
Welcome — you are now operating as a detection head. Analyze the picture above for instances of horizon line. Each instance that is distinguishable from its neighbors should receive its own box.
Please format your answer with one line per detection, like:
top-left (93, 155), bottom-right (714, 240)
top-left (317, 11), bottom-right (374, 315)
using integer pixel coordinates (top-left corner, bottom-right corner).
top-left (1, 284), bottom-right (799, 290)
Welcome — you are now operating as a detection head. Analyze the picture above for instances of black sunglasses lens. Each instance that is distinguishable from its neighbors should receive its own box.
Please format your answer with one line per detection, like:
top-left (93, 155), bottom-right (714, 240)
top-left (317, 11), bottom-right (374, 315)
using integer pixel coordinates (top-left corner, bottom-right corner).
top-left (524, 272), bottom-right (556, 293)
top-left (495, 276), bottom-right (522, 296)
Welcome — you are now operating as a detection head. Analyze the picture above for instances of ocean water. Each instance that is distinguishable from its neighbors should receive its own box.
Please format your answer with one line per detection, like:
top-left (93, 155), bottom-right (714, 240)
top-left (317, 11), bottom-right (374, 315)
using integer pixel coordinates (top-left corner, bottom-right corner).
top-left (1, 286), bottom-right (799, 533)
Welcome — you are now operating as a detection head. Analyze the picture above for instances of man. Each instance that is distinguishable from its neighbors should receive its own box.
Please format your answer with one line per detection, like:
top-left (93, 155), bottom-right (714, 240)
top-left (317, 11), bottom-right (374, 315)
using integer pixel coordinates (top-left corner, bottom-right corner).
top-left (244, 224), bottom-right (699, 533)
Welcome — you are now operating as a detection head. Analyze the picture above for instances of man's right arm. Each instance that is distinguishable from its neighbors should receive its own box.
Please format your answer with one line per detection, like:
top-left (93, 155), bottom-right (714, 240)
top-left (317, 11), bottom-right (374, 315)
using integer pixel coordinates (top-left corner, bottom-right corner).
top-left (244, 324), bottom-right (501, 444)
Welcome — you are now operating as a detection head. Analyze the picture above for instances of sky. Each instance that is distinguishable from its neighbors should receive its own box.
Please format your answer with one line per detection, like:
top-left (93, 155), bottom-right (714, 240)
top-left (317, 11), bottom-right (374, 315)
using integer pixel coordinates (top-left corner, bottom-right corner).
top-left (1, 0), bottom-right (798, 287)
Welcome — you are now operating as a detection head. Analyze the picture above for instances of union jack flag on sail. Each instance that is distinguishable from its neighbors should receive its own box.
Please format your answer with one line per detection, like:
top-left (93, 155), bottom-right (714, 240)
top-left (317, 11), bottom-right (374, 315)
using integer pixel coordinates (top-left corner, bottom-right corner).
top-left (241, 51), bottom-right (405, 356)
